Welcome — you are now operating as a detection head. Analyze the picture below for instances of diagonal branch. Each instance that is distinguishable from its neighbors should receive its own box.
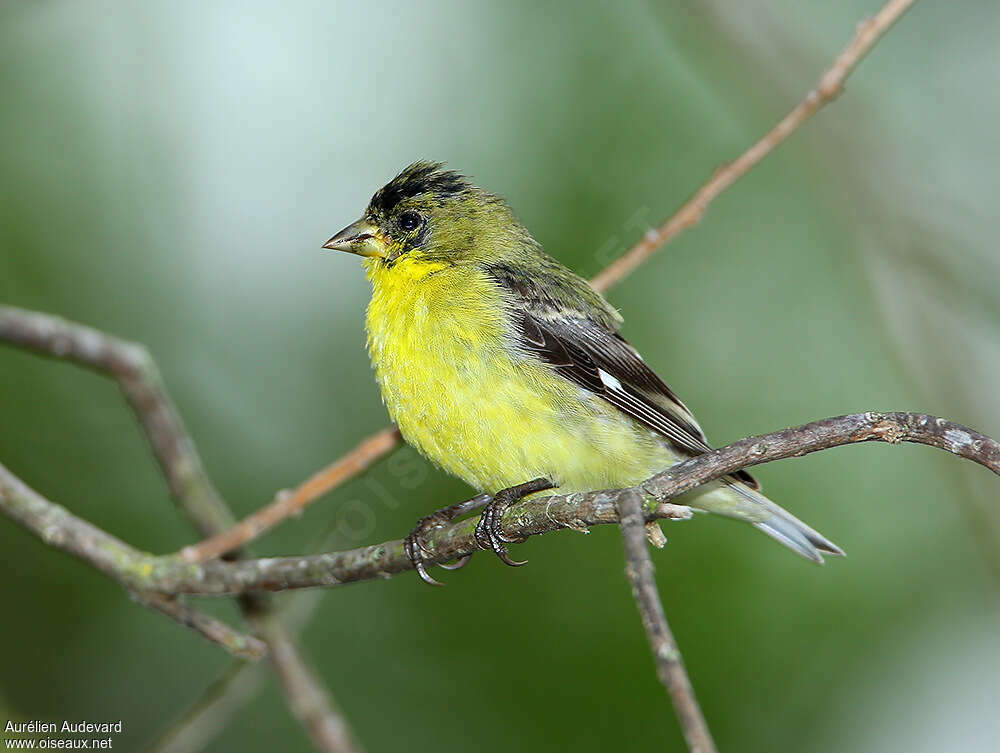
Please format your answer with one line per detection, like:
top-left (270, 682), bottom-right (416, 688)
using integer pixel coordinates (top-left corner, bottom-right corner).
top-left (147, 524), bottom-right (352, 753)
top-left (0, 304), bottom-right (362, 753)
top-left (179, 426), bottom-right (401, 564)
top-left (0, 419), bottom-right (257, 658)
top-left (146, 661), bottom-right (259, 753)
top-left (589, 0), bottom-right (916, 292)
top-left (175, 0), bottom-right (917, 559)
top-left (2, 412), bottom-right (995, 596)
top-left (0, 305), bottom-right (232, 537)
top-left (250, 609), bottom-right (360, 753)
top-left (616, 489), bottom-right (716, 753)
top-left (132, 591), bottom-right (267, 662)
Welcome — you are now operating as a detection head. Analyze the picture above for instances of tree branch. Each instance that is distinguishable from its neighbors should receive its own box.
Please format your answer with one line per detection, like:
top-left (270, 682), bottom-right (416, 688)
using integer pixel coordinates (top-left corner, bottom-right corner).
top-left (132, 592), bottom-right (267, 662)
top-left (0, 305), bottom-right (232, 537)
top-left (249, 609), bottom-right (360, 753)
top-left (0, 304), bottom-right (362, 753)
top-left (3, 412), bottom-right (994, 597)
top-left (147, 528), bottom-right (352, 753)
top-left (179, 426), bottom-right (401, 563)
top-left (146, 661), bottom-right (258, 753)
top-left (589, 0), bottom-right (916, 292)
top-left (0, 449), bottom-right (260, 659)
top-left (616, 489), bottom-right (716, 753)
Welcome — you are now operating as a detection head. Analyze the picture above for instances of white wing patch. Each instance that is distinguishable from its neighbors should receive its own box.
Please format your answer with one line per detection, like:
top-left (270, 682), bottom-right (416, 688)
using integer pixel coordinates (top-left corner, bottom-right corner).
top-left (598, 368), bottom-right (624, 391)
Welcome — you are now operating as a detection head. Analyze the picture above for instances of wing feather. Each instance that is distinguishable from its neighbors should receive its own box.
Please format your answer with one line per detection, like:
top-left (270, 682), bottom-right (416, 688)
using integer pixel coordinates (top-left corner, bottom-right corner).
top-left (488, 264), bottom-right (758, 488)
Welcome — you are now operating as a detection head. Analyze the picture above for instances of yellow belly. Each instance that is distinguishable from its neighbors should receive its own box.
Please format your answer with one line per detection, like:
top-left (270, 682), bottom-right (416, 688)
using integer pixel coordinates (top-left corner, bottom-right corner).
top-left (364, 258), bottom-right (678, 494)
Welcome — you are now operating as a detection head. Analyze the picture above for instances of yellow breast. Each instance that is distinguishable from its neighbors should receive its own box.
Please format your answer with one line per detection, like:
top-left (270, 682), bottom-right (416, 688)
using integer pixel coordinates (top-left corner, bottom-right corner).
top-left (364, 257), bottom-right (676, 494)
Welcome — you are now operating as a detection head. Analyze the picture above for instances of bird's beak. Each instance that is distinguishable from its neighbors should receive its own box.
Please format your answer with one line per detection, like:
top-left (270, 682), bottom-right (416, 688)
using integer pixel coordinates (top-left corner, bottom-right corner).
top-left (322, 218), bottom-right (387, 258)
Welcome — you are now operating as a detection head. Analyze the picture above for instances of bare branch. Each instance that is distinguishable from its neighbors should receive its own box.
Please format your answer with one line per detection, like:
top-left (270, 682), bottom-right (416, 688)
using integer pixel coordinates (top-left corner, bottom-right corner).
top-left (589, 0), bottom-right (916, 292)
top-left (3, 412), bottom-right (995, 596)
top-left (132, 592), bottom-right (267, 662)
top-left (616, 489), bottom-right (716, 753)
top-left (248, 609), bottom-right (362, 753)
top-left (0, 304), bottom-right (362, 753)
top-left (147, 529), bottom-right (347, 753)
top-left (146, 662), bottom-right (262, 753)
top-left (0, 456), bottom-right (262, 658)
top-left (0, 305), bottom-right (232, 536)
top-left (180, 426), bottom-right (401, 563)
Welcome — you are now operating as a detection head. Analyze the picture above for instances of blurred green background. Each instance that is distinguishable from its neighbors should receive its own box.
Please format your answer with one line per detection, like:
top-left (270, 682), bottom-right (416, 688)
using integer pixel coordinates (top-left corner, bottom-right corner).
top-left (2, 1), bottom-right (998, 751)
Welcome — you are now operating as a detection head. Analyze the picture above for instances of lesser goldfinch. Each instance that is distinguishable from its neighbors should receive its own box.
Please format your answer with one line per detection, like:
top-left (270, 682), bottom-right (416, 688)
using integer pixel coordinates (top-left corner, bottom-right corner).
top-left (324, 162), bottom-right (842, 582)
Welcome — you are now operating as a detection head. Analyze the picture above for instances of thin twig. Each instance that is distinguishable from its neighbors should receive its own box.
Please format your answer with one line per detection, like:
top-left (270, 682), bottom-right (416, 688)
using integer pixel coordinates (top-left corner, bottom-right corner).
top-left (180, 426), bottom-right (401, 563)
top-left (174, 0), bottom-right (916, 557)
top-left (0, 303), bottom-right (395, 569)
top-left (147, 522), bottom-right (345, 753)
top-left (616, 490), bottom-right (716, 753)
top-left (0, 305), bottom-right (233, 537)
top-left (0, 305), bottom-right (272, 657)
top-left (0, 453), bottom-right (253, 657)
top-left (131, 592), bottom-right (267, 662)
top-left (3, 412), bottom-right (995, 595)
top-left (249, 609), bottom-right (361, 753)
top-left (145, 661), bottom-right (259, 753)
top-left (0, 304), bottom-right (362, 753)
top-left (589, 0), bottom-right (916, 292)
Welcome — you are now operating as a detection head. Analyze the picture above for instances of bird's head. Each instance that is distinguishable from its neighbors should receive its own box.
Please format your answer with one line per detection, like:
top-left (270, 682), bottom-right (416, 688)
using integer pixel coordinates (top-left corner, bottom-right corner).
top-left (324, 161), bottom-right (526, 270)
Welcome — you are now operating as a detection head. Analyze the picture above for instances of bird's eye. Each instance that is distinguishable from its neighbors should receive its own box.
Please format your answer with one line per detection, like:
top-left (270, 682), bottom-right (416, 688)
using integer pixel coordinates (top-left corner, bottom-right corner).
top-left (399, 211), bottom-right (422, 231)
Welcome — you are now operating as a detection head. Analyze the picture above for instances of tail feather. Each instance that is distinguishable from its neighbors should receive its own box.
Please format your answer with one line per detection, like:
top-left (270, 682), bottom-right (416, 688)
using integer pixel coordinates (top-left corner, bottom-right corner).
top-left (683, 479), bottom-right (844, 564)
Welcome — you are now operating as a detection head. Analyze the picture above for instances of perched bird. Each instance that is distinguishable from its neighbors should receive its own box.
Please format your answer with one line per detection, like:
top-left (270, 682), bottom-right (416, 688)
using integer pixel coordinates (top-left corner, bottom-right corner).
top-left (324, 161), bottom-right (842, 583)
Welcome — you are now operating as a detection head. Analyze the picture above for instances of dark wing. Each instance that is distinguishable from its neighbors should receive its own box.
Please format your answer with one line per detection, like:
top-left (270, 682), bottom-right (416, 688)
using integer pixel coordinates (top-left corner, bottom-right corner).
top-left (488, 263), bottom-right (757, 486)
top-left (515, 312), bottom-right (759, 488)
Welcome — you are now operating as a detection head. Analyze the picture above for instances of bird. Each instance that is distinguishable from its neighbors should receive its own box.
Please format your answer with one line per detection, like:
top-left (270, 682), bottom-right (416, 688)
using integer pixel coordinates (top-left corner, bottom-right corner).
top-left (323, 161), bottom-right (842, 584)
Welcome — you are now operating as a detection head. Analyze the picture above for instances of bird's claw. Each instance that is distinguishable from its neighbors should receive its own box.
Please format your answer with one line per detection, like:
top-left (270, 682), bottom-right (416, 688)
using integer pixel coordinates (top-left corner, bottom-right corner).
top-left (403, 493), bottom-right (491, 586)
top-left (404, 479), bottom-right (554, 583)
top-left (474, 497), bottom-right (526, 565)
top-left (404, 510), bottom-right (455, 586)
top-left (438, 555), bottom-right (472, 570)
top-left (474, 477), bottom-right (556, 567)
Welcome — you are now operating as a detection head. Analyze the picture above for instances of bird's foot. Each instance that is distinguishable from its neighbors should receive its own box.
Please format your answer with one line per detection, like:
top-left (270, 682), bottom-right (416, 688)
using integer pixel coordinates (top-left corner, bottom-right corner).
top-left (404, 493), bottom-right (490, 586)
top-left (474, 477), bottom-right (556, 567)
